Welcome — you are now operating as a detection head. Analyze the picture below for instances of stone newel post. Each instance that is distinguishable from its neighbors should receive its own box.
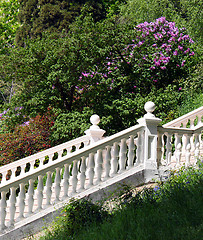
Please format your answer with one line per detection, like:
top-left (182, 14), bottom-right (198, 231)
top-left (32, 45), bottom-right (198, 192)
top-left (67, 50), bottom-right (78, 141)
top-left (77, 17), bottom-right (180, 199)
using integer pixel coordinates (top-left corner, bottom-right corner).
top-left (137, 102), bottom-right (162, 174)
top-left (85, 114), bottom-right (106, 144)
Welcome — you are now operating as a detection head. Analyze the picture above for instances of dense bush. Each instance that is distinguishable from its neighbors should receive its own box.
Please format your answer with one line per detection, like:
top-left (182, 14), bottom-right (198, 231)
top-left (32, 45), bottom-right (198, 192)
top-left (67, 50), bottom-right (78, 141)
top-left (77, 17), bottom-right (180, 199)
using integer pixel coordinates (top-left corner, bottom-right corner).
top-left (84, 17), bottom-right (196, 90)
top-left (120, 0), bottom-right (203, 45)
top-left (40, 198), bottom-right (109, 240)
top-left (0, 110), bottom-right (55, 166)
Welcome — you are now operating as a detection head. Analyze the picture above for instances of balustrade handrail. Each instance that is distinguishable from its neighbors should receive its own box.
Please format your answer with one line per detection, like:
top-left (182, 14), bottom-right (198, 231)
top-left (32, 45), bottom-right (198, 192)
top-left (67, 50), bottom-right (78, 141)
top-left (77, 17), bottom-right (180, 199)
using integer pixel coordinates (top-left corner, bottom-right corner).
top-left (0, 124), bottom-right (144, 191)
top-left (158, 125), bottom-right (203, 134)
top-left (163, 106), bottom-right (203, 128)
top-left (0, 135), bottom-right (90, 176)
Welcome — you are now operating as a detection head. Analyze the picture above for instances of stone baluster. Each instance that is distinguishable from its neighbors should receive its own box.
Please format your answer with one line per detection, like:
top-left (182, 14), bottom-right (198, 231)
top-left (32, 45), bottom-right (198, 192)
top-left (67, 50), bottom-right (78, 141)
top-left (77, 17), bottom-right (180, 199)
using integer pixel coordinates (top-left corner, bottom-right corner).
top-left (78, 157), bottom-right (86, 192)
top-left (157, 131), bottom-right (163, 167)
top-left (36, 175), bottom-right (44, 211)
top-left (75, 143), bottom-right (81, 151)
top-left (0, 191), bottom-right (7, 231)
top-left (17, 183), bottom-right (25, 221)
top-left (185, 134), bottom-right (191, 167)
top-left (54, 167), bottom-right (61, 202)
top-left (49, 153), bottom-right (54, 163)
top-left (175, 133), bottom-right (182, 168)
top-left (9, 187), bottom-right (16, 227)
top-left (26, 179), bottom-right (34, 216)
top-left (181, 135), bottom-right (186, 157)
top-left (135, 131), bottom-right (143, 165)
top-left (182, 121), bottom-right (187, 128)
top-left (87, 153), bottom-right (95, 188)
top-left (58, 150), bottom-right (63, 159)
top-left (71, 160), bottom-right (78, 195)
top-left (190, 118), bottom-right (195, 128)
top-left (1, 171), bottom-right (7, 184)
top-left (199, 133), bottom-right (203, 153)
top-left (194, 133), bottom-right (200, 163)
top-left (66, 147), bottom-right (72, 155)
top-left (128, 135), bottom-right (135, 168)
top-left (62, 164), bottom-right (70, 199)
top-left (95, 149), bottom-right (103, 184)
top-left (29, 160), bottom-right (35, 171)
top-left (10, 167), bottom-right (18, 181)
top-left (111, 142), bottom-right (119, 176)
top-left (165, 132), bottom-right (172, 166)
top-left (45, 171), bottom-right (52, 206)
top-left (119, 139), bottom-right (127, 173)
top-left (21, 163), bottom-right (27, 176)
top-left (159, 134), bottom-right (165, 166)
top-left (196, 115), bottom-right (202, 127)
top-left (103, 146), bottom-right (111, 180)
top-left (39, 157), bottom-right (44, 168)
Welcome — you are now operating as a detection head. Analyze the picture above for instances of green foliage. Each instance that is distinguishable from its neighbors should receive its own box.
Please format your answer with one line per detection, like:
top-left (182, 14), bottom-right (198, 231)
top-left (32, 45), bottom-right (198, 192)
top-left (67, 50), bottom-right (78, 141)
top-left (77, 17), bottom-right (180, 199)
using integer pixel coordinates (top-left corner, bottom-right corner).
top-left (0, 0), bottom-right (202, 147)
top-left (120, 0), bottom-right (203, 45)
top-left (176, 92), bottom-right (203, 118)
top-left (52, 107), bottom-right (93, 143)
top-left (16, 0), bottom-right (106, 46)
top-left (1, 15), bottom-right (198, 140)
top-left (87, 17), bottom-right (197, 93)
top-left (2, 15), bottom-right (113, 116)
top-left (98, 84), bottom-right (185, 134)
top-left (0, 0), bottom-right (20, 54)
top-left (160, 160), bottom-right (203, 193)
top-left (101, 0), bottom-right (127, 16)
top-left (40, 198), bottom-right (109, 240)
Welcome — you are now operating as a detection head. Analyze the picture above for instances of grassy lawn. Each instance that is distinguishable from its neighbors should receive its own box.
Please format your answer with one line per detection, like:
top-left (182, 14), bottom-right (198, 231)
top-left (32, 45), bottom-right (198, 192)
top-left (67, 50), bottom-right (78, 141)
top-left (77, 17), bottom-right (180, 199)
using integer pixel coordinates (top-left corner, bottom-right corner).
top-left (38, 159), bottom-right (203, 240)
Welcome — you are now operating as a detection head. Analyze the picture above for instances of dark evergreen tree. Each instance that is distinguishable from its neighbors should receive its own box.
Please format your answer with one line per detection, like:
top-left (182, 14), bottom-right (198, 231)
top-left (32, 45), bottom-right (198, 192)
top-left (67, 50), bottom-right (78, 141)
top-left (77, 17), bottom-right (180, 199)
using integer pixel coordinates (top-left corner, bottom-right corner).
top-left (15, 0), bottom-right (106, 45)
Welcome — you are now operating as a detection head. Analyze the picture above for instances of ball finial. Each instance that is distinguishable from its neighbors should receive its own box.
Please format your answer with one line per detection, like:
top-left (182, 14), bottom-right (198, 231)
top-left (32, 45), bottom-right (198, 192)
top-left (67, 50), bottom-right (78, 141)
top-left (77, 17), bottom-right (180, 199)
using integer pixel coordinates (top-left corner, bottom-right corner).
top-left (90, 114), bottom-right (100, 126)
top-left (144, 101), bottom-right (155, 113)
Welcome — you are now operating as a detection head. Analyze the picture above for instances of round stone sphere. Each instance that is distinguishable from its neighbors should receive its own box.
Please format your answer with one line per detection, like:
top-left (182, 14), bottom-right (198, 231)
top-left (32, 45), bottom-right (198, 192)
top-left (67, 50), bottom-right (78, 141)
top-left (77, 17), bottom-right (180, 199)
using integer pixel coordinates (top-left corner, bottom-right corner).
top-left (144, 101), bottom-right (155, 113)
top-left (90, 114), bottom-right (100, 125)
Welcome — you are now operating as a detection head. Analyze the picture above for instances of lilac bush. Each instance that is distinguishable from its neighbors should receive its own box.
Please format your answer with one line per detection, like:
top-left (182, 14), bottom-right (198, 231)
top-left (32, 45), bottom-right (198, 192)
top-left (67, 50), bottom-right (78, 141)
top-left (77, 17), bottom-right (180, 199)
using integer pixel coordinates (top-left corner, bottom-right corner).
top-left (78, 17), bottom-right (196, 94)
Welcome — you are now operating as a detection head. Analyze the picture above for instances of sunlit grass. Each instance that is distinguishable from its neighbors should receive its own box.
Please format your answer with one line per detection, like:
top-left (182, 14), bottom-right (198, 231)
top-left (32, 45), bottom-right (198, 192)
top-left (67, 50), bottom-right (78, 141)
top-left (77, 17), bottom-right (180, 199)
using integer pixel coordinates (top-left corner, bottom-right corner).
top-left (39, 160), bottom-right (203, 240)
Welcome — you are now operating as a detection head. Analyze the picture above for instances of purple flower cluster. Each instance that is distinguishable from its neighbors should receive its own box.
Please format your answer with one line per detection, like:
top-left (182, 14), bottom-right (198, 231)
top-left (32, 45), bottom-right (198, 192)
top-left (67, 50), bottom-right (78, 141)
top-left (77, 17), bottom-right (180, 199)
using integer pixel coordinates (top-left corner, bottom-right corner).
top-left (0, 109), bottom-right (9, 119)
top-left (77, 17), bottom-right (195, 92)
top-left (125, 17), bottom-right (195, 74)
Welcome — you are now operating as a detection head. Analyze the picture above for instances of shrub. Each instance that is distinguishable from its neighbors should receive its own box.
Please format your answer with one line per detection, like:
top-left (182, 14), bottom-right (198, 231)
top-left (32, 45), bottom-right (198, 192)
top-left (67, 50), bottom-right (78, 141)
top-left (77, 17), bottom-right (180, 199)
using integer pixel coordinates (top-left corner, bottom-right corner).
top-left (40, 198), bottom-right (109, 240)
top-left (78, 17), bottom-right (196, 104)
top-left (0, 110), bottom-right (55, 166)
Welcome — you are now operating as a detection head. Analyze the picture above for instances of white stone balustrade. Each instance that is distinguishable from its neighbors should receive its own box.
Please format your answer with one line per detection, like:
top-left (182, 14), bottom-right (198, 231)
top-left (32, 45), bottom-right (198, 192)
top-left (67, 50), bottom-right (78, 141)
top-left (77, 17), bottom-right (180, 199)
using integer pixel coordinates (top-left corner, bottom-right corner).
top-left (157, 126), bottom-right (203, 168)
top-left (0, 102), bottom-right (202, 236)
top-left (163, 106), bottom-right (203, 158)
top-left (0, 114), bottom-right (145, 234)
top-left (0, 135), bottom-right (91, 185)
top-left (163, 106), bottom-right (203, 129)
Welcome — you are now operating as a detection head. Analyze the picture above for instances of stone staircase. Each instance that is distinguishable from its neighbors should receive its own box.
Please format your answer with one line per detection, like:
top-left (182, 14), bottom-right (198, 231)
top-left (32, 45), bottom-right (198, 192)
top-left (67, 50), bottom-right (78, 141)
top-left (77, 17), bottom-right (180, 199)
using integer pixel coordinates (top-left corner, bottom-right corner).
top-left (0, 102), bottom-right (202, 240)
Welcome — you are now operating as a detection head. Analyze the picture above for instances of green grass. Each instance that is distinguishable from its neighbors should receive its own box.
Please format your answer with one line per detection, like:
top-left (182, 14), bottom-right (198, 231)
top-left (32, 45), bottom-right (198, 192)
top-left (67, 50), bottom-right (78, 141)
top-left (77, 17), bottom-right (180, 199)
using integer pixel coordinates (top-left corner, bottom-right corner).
top-left (39, 160), bottom-right (203, 240)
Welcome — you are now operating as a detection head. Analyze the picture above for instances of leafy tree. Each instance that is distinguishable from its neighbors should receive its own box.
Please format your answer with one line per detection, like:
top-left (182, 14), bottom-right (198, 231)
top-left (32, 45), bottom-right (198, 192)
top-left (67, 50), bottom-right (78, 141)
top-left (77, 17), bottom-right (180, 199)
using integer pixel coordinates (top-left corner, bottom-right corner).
top-left (0, 0), bottom-right (20, 107)
top-left (2, 15), bottom-right (127, 115)
top-left (120, 0), bottom-right (203, 44)
top-left (0, 0), bottom-right (20, 54)
top-left (1, 15), bottom-right (198, 140)
top-left (15, 0), bottom-right (106, 45)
